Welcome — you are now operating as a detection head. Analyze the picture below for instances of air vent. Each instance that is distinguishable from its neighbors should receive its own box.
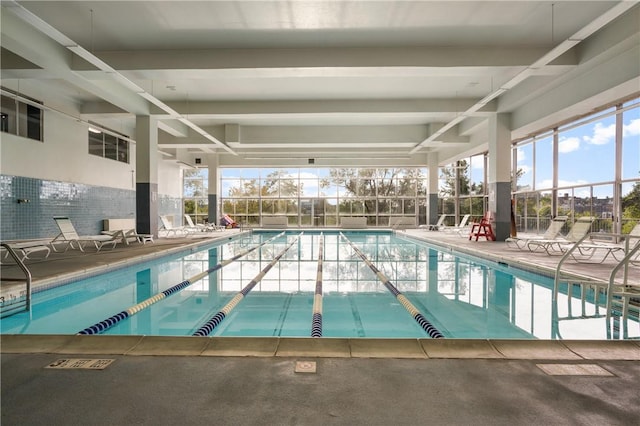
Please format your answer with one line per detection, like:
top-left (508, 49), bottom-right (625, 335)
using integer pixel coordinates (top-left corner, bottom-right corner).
top-left (308, 158), bottom-right (315, 164)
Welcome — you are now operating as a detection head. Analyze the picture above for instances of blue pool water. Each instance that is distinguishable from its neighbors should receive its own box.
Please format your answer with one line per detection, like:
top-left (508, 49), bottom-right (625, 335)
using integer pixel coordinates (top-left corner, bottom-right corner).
top-left (1, 231), bottom-right (636, 339)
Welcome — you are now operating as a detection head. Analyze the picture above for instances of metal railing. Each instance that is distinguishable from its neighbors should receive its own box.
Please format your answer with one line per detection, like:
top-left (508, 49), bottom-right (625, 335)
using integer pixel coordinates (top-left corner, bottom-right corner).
top-left (552, 233), bottom-right (639, 339)
top-left (0, 243), bottom-right (32, 318)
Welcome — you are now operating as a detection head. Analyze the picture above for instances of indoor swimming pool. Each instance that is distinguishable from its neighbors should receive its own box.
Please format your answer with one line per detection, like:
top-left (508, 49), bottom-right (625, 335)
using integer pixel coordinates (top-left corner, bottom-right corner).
top-left (1, 230), bottom-right (637, 340)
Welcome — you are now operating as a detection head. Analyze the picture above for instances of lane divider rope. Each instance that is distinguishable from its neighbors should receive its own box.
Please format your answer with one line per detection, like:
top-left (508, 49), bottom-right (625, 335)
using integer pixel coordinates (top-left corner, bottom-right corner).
top-left (339, 232), bottom-right (444, 339)
top-left (78, 231), bottom-right (287, 335)
top-left (311, 233), bottom-right (324, 337)
top-left (192, 232), bottom-right (303, 336)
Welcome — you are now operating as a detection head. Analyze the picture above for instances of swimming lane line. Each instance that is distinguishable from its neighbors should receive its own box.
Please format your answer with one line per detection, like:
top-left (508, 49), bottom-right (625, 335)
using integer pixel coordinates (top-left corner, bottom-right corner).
top-left (192, 232), bottom-right (303, 337)
top-left (77, 231), bottom-right (287, 335)
top-left (311, 233), bottom-right (324, 337)
top-left (339, 233), bottom-right (444, 339)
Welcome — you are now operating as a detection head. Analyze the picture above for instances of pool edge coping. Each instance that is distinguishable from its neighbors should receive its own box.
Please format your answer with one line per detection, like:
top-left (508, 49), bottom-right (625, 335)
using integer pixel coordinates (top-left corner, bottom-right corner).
top-left (2, 335), bottom-right (639, 360)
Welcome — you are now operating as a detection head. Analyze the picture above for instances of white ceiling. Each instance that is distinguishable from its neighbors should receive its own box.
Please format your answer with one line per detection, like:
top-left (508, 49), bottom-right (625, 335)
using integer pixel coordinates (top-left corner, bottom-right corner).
top-left (2, 1), bottom-right (639, 166)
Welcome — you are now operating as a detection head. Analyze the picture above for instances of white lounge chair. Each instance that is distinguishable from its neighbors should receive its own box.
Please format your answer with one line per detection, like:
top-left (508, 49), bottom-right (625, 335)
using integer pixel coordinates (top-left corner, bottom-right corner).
top-left (1, 239), bottom-right (53, 262)
top-left (159, 215), bottom-right (191, 237)
top-left (526, 216), bottom-right (595, 255)
top-left (506, 216), bottom-right (568, 250)
top-left (183, 214), bottom-right (224, 232)
top-left (419, 214), bottom-right (447, 231)
top-left (568, 222), bottom-right (640, 263)
top-left (52, 216), bottom-right (118, 252)
top-left (442, 214), bottom-right (471, 235)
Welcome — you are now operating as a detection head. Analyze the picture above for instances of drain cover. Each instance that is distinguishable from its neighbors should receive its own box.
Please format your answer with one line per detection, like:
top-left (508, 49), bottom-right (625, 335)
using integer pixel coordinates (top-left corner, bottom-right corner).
top-left (294, 361), bottom-right (317, 374)
top-left (46, 358), bottom-right (115, 370)
top-left (537, 364), bottom-right (613, 376)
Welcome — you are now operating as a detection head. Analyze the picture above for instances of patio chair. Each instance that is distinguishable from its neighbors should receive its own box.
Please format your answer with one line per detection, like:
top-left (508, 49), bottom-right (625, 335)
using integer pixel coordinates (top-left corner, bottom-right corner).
top-left (505, 216), bottom-right (568, 250)
top-left (568, 222), bottom-right (640, 263)
top-left (159, 215), bottom-right (191, 237)
top-left (526, 216), bottom-right (595, 255)
top-left (441, 214), bottom-right (471, 235)
top-left (1, 239), bottom-right (53, 262)
top-left (183, 214), bottom-right (224, 232)
top-left (52, 216), bottom-right (119, 252)
top-left (419, 214), bottom-right (447, 231)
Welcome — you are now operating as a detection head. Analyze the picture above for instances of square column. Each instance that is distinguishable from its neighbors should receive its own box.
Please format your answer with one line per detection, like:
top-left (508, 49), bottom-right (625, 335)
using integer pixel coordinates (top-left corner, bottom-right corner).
top-left (135, 116), bottom-right (159, 236)
top-left (487, 113), bottom-right (512, 241)
top-left (206, 154), bottom-right (219, 226)
top-left (428, 154), bottom-right (439, 226)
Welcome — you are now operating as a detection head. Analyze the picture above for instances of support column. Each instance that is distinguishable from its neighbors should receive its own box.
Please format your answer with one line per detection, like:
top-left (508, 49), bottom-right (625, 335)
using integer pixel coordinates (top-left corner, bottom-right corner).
top-left (206, 154), bottom-right (219, 226)
top-left (136, 116), bottom-right (158, 236)
top-left (488, 113), bottom-right (512, 241)
top-left (428, 154), bottom-right (439, 226)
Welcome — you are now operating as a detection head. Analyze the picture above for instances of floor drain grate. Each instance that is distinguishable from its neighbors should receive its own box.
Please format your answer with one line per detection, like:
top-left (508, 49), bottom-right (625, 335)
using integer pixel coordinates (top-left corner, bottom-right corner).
top-left (46, 358), bottom-right (115, 370)
top-left (536, 364), bottom-right (613, 376)
top-left (294, 361), bottom-right (317, 374)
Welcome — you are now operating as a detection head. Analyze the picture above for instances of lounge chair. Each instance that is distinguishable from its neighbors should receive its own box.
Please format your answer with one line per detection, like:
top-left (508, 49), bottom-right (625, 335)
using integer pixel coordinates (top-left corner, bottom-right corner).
top-left (159, 215), bottom-right (191, 237)
top-left (441, 214), bottom-right (471, 235)
top-left (1, 239), bottom-right (53, 262)
top-left (52, 216), bottom-right (119, 252)
top-left (419, 214), bottom-right (447, 231)
top-left (567, 222), bottom-right (640, 263)
top-left (526, 216), bottom-right (595, 255)
top-left (505, 216), bottom-right (568, 250)
top-left (183, 214), bottom-right (224, 232)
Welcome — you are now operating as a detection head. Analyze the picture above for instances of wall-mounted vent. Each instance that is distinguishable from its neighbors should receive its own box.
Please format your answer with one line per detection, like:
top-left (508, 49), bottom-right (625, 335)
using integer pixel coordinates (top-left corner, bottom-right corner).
top-left (195, 158), bottom-right (202, 164)
top-left (308, 158), bottom-right (315, 164)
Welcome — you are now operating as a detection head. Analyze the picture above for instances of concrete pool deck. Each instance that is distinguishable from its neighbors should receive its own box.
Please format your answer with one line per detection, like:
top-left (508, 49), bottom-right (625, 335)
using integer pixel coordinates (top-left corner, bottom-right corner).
top-left (2, 228), bottom-right (639, 425)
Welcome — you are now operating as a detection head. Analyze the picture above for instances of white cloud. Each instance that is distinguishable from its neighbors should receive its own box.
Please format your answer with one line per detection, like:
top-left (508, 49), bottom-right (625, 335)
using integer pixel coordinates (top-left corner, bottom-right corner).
top-left (583, 122), bottom-right (615, 145)
top-left (623, 118), bottom-right (640, 137)
top-left (537, 178), bottom-right (588, 191)
top-left (516, 148), bottom-right (527, 163)
top-left (558, 137), bottom-right (580, 153)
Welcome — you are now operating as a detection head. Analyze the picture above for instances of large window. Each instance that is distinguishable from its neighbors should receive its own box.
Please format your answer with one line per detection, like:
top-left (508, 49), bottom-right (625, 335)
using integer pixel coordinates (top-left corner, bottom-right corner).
top-left (220, 167), bottom-right (427, 227)
top-left (183, 168), bottom-right (209, 225)
top-left (439, 156), bottom-right (487, 226)
top-left (512, 97), bottom-right (640, 234)
top-left (1, 89), bottom-right (43, 141)
top-left (87, 126), bottom-right (129, 163)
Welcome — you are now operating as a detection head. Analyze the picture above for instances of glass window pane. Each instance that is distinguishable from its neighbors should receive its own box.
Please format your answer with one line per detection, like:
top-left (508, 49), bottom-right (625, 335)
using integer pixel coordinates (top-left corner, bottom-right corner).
top-left (559, 116), bottom-right (615, 186)
top-left (88, 131), bottom-right (103, 156)
top-left (104, 134), bottom-right (118, 160)
top-left (469, 155), bottom-right (484, 195)
top-left (515, 142), bottom-right (533, 191)
top-left (535, 135), bottom-right (553, 189)
top-left (1, 95), bottom-right (17, 134)
top-left (622, 104), bottom-right (640, 180)
top-left (117, 139), bottom-right (128, 163)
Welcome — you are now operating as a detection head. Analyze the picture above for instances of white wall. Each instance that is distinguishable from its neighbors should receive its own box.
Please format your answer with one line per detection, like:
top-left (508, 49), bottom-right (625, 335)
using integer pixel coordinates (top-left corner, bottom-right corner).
top-left (0, 106), bottom-right (183, 196)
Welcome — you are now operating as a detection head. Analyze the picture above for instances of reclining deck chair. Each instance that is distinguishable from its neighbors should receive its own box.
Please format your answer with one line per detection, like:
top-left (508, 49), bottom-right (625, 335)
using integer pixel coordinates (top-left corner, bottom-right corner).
top-left (52, 216), bottom-right (118, 252)
top-left (419, 214), bottom-right (447, 231)
top-left (443, 214), bottom-right (471, 235)
top-left (184, 214), bottom-right (224, 232)
top-left (1, 240), bottom-right (53, 262)
top-left (505, 216), bottom-right (568, 250)
top-left (526, 216), bottom-right (595, 255)
top-left (159, 215), bottom-right (192, 237)
top-left (568, 222), bottom-right (640, 263)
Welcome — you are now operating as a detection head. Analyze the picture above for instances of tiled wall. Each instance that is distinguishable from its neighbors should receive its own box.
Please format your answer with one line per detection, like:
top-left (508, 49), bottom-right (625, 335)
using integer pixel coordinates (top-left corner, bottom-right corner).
top-left (1, 175), bottom-right (182, 240)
